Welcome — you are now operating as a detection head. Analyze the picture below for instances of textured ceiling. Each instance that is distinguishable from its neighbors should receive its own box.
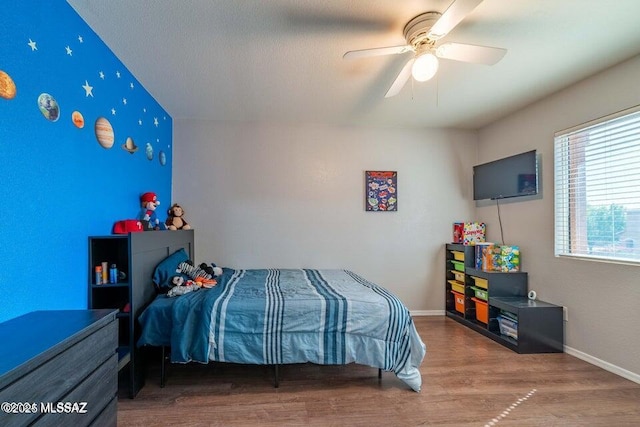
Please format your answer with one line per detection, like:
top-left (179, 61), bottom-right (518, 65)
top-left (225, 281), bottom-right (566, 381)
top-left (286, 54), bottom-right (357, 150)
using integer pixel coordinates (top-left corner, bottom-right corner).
top-left (67, 0), bottom-right (640, 130)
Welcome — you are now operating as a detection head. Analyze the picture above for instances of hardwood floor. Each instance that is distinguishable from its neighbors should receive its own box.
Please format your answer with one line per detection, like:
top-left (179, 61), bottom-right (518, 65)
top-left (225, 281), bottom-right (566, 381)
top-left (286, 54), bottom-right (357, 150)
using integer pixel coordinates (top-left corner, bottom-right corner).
top-left (118, 316), bottom-right (640, 426)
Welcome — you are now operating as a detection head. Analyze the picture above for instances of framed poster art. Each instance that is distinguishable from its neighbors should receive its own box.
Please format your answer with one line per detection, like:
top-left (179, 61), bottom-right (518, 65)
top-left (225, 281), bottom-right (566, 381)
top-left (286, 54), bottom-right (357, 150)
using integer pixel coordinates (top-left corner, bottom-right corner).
top-left (365, 171), bottom-right (397, 211)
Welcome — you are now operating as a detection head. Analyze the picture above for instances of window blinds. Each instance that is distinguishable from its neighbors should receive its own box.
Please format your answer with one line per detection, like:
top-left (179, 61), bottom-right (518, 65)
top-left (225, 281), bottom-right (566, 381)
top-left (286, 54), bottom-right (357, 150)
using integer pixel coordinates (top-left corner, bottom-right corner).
top-left (554, 105), bottom-right (640, 264)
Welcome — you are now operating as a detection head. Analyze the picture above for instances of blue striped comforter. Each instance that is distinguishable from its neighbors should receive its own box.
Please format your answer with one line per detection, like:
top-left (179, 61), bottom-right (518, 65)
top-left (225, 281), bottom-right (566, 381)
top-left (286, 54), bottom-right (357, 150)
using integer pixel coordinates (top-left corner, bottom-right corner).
top-left (142, 268), bottom-right (426, 391)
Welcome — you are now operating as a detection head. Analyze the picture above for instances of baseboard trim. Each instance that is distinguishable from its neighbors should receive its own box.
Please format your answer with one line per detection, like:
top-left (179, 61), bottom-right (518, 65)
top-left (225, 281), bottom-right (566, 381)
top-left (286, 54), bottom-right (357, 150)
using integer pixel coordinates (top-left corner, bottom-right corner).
top-left (564, 345), bottom-right (640, 385)
top-left (409, 312), bottom-right (640, 384)
top-left (410, 310), bottom-right (445, 316)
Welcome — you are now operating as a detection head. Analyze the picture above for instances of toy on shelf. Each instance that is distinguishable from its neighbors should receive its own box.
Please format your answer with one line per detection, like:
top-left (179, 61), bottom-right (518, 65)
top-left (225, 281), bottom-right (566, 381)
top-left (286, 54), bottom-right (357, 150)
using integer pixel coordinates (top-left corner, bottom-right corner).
top-left (453, 222), bottom-right (486, 245)
top-left (139, 192), bottom-right (162, 230)
top-left (165, 203), bottom-right (192, 230)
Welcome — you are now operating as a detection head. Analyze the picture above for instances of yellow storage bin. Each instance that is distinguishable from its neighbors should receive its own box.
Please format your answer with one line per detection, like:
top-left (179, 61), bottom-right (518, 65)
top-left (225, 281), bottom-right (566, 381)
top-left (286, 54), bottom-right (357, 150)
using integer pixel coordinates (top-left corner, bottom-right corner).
top-left (450, 270), bottom-right (465, 282)
top-left (471, 275), bottom-right (488, 289)
top-left (451, 250), bottom-right (465, 261)
top-left (447, 279), bottom-right (465, 294)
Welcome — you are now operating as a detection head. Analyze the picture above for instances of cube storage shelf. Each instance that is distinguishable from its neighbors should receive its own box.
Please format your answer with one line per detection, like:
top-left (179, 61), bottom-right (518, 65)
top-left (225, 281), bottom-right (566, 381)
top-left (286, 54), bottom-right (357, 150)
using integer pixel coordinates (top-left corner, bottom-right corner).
top-left (89, 235), bottom-right (139, 398)
top-left (89, 230), bottom-right (195, 398)
top-left (445, 243), bottom-right (563, 354)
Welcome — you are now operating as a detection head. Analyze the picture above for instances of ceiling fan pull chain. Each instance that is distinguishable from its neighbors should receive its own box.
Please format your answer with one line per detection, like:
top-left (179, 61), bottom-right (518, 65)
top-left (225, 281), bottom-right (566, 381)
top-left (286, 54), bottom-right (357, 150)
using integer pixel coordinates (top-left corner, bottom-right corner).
top-left (436, 72), bottom-right (439, 107)
top-left (411, 76), bottom-right (414, 100)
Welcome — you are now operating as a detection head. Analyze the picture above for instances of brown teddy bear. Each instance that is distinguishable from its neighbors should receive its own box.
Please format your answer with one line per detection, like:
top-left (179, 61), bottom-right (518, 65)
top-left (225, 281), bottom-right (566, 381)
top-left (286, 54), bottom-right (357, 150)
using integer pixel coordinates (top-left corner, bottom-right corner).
top-left (165, 203), bottom-right (192, 230)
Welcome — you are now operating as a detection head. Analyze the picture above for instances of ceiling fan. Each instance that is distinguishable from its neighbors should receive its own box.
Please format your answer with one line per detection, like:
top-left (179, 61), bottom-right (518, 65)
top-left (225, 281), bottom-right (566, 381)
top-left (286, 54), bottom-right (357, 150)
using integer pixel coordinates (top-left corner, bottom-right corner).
top-left (343, 0), bottom-right (506, 98)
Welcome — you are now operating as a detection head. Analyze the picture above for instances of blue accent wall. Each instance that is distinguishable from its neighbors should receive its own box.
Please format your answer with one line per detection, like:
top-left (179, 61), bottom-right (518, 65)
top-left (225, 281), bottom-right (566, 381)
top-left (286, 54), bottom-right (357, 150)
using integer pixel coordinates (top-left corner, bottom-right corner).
top-left (0, 1), bottom-right (172, 322)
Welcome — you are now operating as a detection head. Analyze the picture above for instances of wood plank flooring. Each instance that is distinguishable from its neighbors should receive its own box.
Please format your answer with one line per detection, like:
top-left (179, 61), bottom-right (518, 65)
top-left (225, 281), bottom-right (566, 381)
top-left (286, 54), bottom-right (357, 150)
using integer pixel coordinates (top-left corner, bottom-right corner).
top-left (118, 316), bottom-right (640, 426)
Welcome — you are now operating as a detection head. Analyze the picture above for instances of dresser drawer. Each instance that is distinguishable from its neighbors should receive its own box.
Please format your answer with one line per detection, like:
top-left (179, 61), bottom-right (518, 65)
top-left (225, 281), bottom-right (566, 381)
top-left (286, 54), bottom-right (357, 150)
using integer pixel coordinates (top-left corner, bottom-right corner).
top-left (32, 353), bottom-right (117, 427)
top-left (88, 397), bottom-right (117, 427)
top-left (0, 320), bottom-right (117, 426)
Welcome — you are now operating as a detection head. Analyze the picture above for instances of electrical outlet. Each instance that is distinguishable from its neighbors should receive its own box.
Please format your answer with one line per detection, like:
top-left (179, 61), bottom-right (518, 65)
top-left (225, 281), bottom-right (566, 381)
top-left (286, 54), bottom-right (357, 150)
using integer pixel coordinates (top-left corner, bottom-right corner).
top-left (563, 306), bottom-right (569, 322)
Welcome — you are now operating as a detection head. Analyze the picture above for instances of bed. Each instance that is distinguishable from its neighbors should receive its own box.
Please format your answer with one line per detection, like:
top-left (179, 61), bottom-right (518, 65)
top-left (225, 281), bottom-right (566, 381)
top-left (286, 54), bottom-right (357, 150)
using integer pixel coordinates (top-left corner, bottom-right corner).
top-left (136, 244), bottom-right (426, 392)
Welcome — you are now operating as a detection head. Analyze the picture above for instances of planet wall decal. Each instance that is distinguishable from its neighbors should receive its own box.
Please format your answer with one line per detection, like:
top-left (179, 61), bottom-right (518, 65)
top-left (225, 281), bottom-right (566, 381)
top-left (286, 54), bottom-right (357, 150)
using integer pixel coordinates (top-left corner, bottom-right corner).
top-left (122, 136), bottom-right (138, 154)
top-left (72, 111), bottom-right (84, 128)
top-left (0, 70), bottom-right (17, 100)
top-left (159, 150), bottom-right (166, 166)
top-left (95, 117), bottom-right (115, 149)
top-left (145, 142), bottom-right (153, 160)
top-left (37, 93), bottom-right (59, 122)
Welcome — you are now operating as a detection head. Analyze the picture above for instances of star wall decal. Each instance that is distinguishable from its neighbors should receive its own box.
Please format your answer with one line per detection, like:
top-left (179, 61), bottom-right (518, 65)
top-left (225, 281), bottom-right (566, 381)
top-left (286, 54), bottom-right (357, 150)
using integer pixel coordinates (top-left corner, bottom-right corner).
top-left (111, 108), bottom-right (116, 115)
top-left (28, 38), bottom-right (37, 51)
top-left (138, 119), bottom-right (143, 125)
top-left (78, 35), bottom-right (84, 43)
top-left (65, 46), bottom-right (73, 56)
top-left (123, 98), bottom-right (127, 105)
top-left (130, 82), bottom-right (134, 89)
top-left (82, 80), bottom-right (94, 97)
top-left (99, 71), bottom-right (105, 79)
top-left (116, 71), bottom-right (121, 78)
top-left (153, 117), bottom-right (159, 127)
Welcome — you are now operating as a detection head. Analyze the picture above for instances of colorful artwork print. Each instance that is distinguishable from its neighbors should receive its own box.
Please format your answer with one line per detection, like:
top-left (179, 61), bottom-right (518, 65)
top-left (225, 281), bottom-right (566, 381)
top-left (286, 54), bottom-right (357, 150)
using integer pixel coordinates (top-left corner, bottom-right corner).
top-left (365, 171), bottom-right (397, 212)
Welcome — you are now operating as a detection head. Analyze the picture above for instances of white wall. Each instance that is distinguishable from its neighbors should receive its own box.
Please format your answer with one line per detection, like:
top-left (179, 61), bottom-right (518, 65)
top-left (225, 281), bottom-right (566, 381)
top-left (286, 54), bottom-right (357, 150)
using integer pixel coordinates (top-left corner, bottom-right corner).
top-left (477, 55), bottom-right (640, 379)
top-left (173, 121), bottom-right (477, 311)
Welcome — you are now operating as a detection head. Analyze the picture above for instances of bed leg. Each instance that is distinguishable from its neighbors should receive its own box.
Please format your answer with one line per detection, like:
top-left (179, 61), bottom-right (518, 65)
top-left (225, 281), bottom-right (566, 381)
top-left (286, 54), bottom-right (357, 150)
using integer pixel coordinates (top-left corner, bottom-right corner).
top-left (378, 368), bottom-right (382, 380)
top-left (160, 346), bottom-right (166, 388)
top-left (274, 364), bottom-right (279, 388)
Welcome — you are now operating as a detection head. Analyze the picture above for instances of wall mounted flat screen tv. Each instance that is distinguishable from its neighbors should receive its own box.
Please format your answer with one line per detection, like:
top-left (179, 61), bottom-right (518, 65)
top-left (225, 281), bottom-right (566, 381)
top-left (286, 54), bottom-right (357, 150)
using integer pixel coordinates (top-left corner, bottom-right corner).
top-left (473, 150), bottom-right (538, 201)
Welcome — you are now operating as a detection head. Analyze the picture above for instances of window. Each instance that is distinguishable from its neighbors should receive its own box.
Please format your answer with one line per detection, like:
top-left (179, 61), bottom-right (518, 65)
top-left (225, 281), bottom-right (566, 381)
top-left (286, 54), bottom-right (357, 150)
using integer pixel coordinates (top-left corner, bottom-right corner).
top-left (555, 105), bottom-right (640, 264)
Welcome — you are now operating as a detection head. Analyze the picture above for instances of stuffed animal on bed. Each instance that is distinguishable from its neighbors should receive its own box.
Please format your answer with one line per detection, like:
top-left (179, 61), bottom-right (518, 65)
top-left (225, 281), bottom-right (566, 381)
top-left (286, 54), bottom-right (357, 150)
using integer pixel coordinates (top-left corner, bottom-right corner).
top-left (199, 262), bottom-right (223, 278)
top-left (194, 276), bottom-right (217, 288)
top-left (167, 275), bottom-right (200, 297)
top-left (165, 203), bottom-right (191, 231)
top-left (166, 261), bottom-right (218, 297)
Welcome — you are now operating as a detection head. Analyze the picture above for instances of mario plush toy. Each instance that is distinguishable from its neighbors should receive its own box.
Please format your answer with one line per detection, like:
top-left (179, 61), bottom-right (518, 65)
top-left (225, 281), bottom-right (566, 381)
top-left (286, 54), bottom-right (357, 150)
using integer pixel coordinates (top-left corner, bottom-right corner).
top-left (139, 192), bottom-right (161, 230)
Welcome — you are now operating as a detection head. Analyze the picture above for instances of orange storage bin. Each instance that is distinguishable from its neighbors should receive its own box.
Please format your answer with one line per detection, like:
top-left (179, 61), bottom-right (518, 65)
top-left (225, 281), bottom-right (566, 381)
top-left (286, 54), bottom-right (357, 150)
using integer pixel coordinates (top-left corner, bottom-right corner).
top-left (451, 290), bottom-right (465, 314)
top-left (471, 297), bottom-right (488, 324)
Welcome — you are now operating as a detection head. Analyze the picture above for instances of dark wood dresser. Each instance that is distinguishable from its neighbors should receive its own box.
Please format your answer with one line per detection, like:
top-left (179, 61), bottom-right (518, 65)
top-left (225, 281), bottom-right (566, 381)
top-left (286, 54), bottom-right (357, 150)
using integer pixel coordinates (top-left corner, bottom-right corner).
top-left (0, 310), bottom-right (118, 427)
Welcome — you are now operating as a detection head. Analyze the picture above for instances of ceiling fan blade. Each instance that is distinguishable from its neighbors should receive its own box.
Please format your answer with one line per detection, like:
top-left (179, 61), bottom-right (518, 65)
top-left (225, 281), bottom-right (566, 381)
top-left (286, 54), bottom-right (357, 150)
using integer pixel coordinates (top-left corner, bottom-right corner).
top-left (343, 45), bottom-right (413, 60)
top-left (436, 42), bottom-right (506, 65)
top-left (428, 0), bottom-right (483, 40)
top-left (385, 58), bottom-right (415, 98)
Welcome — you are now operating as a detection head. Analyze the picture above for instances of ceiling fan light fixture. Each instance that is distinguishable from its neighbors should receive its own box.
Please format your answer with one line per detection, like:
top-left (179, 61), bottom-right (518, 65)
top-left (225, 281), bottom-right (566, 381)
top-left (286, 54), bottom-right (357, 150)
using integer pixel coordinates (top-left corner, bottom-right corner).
top-left (411, 52), bottom-right (439, 82)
